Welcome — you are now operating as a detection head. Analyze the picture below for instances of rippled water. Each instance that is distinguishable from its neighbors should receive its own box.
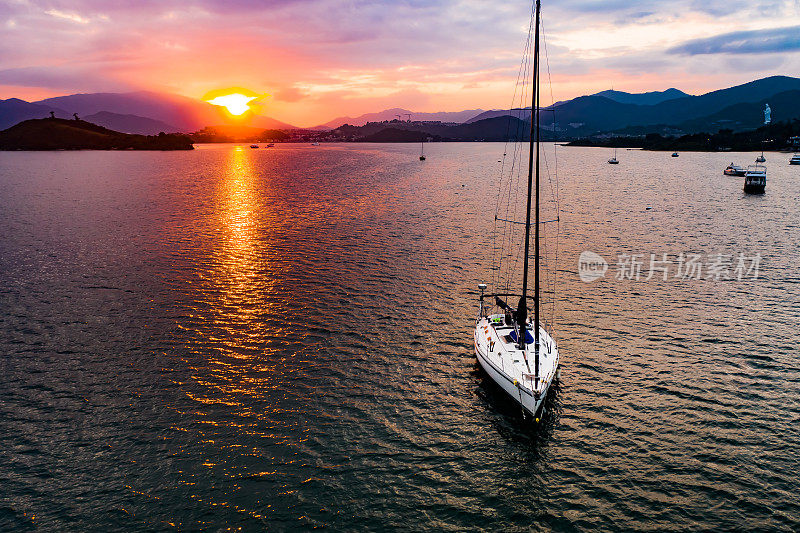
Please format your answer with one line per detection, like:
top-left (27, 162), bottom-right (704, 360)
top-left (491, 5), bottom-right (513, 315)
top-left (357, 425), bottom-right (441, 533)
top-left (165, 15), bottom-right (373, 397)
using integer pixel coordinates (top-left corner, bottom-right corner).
top-left (1, 143), bottom-right (799, 531)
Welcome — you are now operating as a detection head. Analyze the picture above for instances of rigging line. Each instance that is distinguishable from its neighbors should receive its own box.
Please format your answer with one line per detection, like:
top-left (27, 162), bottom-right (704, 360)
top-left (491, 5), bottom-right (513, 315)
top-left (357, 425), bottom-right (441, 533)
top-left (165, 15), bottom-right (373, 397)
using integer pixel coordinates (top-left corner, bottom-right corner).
top-left (492, 7), bottom-right (534, 293)
top-left (542, 29), bottom-right (561, 261)
top-left (491, 42), bottom-right (528, 288)
top-left (539, 23), bottom-right (560, 221)
top-left (503, 5), bottom-right (536, 292)
top-left (541, 19), bottom-right (561, 331)
top-left (497, 56), bottom-right (530, 292)
top-left (502, 53), bottom-right (531, 293)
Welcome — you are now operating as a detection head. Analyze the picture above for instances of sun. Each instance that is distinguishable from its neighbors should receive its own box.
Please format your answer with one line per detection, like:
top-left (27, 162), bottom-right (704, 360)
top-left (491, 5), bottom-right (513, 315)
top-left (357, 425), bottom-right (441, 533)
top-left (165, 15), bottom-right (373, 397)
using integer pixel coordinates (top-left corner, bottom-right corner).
top-left (205, 93), bottom-right (257, 116)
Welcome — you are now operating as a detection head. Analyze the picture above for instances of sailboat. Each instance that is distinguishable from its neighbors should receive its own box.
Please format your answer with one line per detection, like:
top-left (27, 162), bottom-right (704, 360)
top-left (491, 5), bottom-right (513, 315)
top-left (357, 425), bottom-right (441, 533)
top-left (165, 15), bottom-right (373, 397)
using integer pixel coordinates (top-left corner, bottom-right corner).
top-left (473, 0), bottom-right (559, 420)
top-left (756, 151), bottom-right (766, 163)
top-left (419, 139), bottom-right (426, 161)
top-left (608, 147), bottom-right (619, 164)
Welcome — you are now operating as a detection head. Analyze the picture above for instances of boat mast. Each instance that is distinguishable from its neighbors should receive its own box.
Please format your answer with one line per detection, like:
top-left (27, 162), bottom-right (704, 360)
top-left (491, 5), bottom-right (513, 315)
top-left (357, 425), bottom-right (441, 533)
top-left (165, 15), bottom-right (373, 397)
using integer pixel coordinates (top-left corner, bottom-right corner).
top-left (519, 0), bottom-right (541, 392)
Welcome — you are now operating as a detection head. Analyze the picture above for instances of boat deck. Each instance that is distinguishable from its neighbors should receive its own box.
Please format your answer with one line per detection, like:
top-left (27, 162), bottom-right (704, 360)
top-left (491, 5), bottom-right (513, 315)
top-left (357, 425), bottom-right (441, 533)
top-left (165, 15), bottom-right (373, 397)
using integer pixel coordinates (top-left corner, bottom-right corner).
top-left (474, 314), bottom-right (559, 415)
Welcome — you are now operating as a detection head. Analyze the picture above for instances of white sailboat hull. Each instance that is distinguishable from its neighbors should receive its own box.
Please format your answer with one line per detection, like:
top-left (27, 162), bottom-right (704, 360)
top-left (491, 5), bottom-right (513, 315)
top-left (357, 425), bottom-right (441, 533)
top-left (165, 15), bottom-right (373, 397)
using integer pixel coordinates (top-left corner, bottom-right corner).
top-left (473, 315), bottom-right (558, 417)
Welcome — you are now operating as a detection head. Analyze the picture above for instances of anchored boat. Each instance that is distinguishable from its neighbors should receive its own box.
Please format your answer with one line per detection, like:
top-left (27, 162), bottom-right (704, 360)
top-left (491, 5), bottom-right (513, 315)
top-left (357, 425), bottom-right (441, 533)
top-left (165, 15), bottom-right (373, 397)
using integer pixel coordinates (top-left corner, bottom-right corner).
top-left (724, 163), bottom-right (745, 176)
top-left (744, 164), bottom-right (766, 194)
top-left (473, 0), bottom-right (559, 420)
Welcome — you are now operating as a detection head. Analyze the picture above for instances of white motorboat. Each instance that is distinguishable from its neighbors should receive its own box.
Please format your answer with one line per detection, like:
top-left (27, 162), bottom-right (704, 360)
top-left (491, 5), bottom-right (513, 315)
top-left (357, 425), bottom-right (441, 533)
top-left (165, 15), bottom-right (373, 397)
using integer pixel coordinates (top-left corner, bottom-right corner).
top-left (473, 0), bottom-right (559, 421)
top-left (744, 164), bottom-right (766, 194)
top-left (789, 154), bottom-right (800, 165)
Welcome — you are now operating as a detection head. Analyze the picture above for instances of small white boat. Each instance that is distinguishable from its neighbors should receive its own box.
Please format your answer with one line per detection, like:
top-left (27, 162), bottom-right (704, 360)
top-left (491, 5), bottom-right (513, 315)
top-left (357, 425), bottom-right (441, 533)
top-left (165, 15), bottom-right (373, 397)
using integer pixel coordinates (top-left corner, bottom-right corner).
top-left (249, 144), bottom-right (259, 149)
top-left (790, 154), bottom-right (800, 165)
top-left (756, 152), bottom-right (766, 163)
top-left (744, 164), bottom-right (766, 194)
top-left (724, 163), bottom-right (745, 176)
top-left (266, 143), bottom-right (275, 148)
top-left (608, 147), bottom-right (619, 164)
top-left (671, 152), bottom-right (679, 157)
top-left (311, 142), bottom-right (320, 146)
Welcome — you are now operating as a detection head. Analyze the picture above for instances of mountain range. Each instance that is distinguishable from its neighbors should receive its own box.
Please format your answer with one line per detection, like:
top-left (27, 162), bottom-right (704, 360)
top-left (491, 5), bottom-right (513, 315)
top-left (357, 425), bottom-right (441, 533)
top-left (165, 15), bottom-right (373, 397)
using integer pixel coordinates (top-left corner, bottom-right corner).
top-left (333, 76), bottom-right (800, 140)
top-left (0, 91), bottom-right (296, 133)
top-left (1, 76), bottom-right (799, 138)
top-left (540, 76), bottom-right (800, 136)
top-left (316, 108), bottom-right (487, 129)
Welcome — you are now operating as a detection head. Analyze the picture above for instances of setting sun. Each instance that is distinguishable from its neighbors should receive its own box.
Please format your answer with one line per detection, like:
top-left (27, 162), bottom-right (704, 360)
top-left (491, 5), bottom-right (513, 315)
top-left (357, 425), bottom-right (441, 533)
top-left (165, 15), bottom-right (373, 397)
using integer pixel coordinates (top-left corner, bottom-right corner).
top-left (205, 93), bottom-right (257, 115)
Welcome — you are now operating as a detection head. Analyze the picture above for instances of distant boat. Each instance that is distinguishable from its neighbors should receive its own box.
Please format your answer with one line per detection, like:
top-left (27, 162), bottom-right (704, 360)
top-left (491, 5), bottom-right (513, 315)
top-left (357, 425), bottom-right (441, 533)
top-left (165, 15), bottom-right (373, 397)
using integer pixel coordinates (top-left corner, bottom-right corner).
top-left (419, 139), bottom-right (426, 161)
top-left (671, 152), bottom-right (679, 157)
top-left (723, 163), bottom-right (745, 176)
top-left (266, 143), bottom-right (275, 148)
top-left (608, 147), bottom-right (619, 164)
top-left (756, 152), bottom-right (766, 163)
top-left (744, 164), bottom-right (766, 194)
top-left (789, 154), bottom-right (800, 165)
top-left (311, 142), bottom-right (320, 146)
top-left (250, 144), bottom-right (259, 149)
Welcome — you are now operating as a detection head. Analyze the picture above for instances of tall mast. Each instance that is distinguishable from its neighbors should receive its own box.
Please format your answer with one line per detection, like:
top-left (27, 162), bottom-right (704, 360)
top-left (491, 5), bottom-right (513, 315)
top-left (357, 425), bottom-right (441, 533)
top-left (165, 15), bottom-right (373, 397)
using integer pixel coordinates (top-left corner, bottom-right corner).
top-left (533, 0), bottom-right (541, 389)
top-left (519, 0), bottom-right (541, 391)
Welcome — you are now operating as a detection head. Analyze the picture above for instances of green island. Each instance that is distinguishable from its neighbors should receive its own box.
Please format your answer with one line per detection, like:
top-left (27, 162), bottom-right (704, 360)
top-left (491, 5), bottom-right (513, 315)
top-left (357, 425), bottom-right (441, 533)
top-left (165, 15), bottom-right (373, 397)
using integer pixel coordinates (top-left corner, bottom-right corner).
top-left (0, 117), bottom-right (194, 150)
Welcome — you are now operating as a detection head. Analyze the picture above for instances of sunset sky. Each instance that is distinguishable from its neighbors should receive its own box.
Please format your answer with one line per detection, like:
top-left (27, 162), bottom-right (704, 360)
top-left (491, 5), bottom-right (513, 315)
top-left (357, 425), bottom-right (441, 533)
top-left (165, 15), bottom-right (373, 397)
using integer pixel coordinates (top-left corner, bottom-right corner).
top-left (1, 0), bottom-right (799, 127)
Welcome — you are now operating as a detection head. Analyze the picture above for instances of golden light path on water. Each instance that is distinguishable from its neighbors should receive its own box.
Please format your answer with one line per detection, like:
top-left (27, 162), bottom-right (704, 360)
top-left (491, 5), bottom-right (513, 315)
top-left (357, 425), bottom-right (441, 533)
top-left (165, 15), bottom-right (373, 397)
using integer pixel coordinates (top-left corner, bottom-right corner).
top-left (173, 147), bottom-right (307, 521)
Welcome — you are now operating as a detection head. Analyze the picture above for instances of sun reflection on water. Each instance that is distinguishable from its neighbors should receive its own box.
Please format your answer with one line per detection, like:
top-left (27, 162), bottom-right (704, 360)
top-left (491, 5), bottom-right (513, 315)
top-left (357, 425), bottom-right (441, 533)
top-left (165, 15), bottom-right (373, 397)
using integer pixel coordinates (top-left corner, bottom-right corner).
top-left (183, 146), bottom-right (287, 411)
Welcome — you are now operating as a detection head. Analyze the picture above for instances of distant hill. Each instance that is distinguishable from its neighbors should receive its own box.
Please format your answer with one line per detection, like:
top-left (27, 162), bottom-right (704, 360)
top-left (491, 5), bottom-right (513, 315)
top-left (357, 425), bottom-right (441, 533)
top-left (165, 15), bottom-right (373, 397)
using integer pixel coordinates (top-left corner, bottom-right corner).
top-left (463, 77), bottom-right (799, 136)
top-left (319, 107), bottom-right (486, 129)
top-left (674, 90), bottom-right (800, 133)
top-left (191, 125), bottom-right (289, 142)
top-left (247, 114), bottom-right (298, 131)
top-left (83, 111), bottom-right (181, 135)
top-left (0, 98), bottom-right (69, 129)
top-left (463, 89), bottom-right (688, 123)
top-left (542, 75), bottom-right (800, 135)
top-left (0, 118), bottom-right (194, 150)
top-left (594, 88), bottom-right (689, 105)
top-left (465, 108), bottom-right (532, 124)
top-left (32, 91), bottom-right (298, 131)
top-left (358, 128), bottom-right (432, 142)
top-left (336, 116), bottom-right (539, 142)
top-left (569, 119), bottom-right (800, 152)
top-left (34, 91), bottom-right (215, 131)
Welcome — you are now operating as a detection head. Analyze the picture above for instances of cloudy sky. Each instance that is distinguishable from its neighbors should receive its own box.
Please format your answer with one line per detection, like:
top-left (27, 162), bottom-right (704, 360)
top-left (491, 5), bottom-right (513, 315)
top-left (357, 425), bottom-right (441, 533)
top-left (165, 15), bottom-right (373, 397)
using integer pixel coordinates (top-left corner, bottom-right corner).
top-left (1, 0), bottom-right (799, 126)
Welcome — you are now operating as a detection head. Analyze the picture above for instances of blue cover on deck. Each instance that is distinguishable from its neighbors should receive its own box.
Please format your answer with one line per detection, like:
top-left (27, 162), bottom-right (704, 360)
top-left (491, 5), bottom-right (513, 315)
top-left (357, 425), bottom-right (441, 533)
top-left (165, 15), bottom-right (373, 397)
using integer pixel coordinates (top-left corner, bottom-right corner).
top-left (508, 329), bottom-right (534, 344)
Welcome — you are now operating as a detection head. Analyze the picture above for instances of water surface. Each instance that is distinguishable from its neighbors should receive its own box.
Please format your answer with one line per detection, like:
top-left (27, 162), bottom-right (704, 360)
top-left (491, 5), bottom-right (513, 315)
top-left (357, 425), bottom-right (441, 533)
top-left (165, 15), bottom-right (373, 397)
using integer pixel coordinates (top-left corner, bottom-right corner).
top-left (1, 143), bottom-right (798, 531)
